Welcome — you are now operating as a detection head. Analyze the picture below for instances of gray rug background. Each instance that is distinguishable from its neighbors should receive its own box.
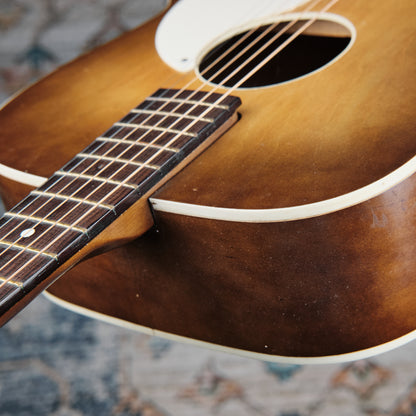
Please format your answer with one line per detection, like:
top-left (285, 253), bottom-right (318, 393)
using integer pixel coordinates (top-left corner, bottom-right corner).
top-left (0, 1), bottom-right (415, 415)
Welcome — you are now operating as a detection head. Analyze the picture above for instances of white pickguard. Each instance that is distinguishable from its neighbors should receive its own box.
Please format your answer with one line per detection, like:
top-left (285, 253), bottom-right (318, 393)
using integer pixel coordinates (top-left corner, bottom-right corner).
top-left (155, 0), bottom-right (310, 72)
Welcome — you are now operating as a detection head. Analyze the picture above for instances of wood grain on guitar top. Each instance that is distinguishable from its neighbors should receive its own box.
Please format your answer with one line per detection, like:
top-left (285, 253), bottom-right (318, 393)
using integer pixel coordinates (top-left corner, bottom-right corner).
top-left (0, 0), bottom-right (415, 359)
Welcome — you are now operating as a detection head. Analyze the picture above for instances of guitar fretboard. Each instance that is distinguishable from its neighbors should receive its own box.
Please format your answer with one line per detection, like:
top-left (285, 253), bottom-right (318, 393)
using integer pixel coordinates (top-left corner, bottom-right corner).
top-left (0, 88), bottom-right (241, 322)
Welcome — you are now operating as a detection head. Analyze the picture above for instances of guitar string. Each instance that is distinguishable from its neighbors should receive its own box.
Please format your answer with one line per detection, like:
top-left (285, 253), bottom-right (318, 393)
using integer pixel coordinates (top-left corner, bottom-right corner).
top-left (0, 0), bottom-right (335, 289)
top-left (0, 0), bottom-right (340, 290)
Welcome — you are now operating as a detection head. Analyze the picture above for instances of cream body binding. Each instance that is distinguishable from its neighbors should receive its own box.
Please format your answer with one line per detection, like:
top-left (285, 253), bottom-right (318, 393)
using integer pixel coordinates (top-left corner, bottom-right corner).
top-left (44, 290), bottom-right (416, 365)
top-left (1, 0), bottom-right (416, 363)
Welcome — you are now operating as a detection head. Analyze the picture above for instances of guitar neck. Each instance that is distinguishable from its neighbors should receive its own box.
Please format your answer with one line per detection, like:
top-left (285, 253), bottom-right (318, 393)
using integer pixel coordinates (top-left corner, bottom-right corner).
top-left (0, 88), bottom-right (241, 325)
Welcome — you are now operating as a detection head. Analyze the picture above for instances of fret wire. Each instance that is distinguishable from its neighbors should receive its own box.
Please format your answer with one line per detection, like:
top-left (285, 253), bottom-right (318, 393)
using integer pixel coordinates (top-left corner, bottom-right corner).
top-left (77, 153), bottom-right (159, 170)
top-left (96, 137), bottom-right (180, 153)
top-left (115, 122), bottom-right (197, 137)
top-left (131, 108), bottom-right (214, 123)
top-left (4, 212), bottom-right (87, 234)
top-left (0, 241), bottom-right (58, 260)
top-left (30, 190), bottom-right (115, 210)
top-left (56, 170), bottom-right (138, 189)
top-left (0, 277), bottom-right (23, 288)
top-left (148, 95), bottom-right (230, 110)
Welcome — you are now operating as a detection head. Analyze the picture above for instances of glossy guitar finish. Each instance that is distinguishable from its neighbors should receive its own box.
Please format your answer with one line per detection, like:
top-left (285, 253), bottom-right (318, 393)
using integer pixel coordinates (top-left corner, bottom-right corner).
top-left (0, 0), bottom-right (415, 362)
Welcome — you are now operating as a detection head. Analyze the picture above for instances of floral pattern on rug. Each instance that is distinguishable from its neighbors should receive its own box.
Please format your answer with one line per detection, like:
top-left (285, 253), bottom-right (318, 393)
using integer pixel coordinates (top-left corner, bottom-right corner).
top-left (0, 1), bottom-right (415, 415)
top-left (1, 295), bottom-right (416, 416)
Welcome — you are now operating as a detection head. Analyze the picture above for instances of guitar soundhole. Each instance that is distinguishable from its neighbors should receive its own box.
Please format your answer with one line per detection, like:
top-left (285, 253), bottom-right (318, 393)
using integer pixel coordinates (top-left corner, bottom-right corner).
top-left (198, 18), bottom-right (353, 89)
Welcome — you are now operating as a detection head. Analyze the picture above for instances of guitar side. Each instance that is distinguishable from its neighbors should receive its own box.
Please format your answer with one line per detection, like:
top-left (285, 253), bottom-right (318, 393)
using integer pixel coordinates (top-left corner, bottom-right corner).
top-left (0, 0), bottom-right (415, 362)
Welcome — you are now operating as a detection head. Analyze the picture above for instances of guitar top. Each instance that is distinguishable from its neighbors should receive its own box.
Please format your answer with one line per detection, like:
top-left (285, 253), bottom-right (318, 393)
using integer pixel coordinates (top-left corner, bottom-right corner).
top-left (0, 0), bottom-right (414, 213)
top-left (0, 0), bottom-right (415, 363)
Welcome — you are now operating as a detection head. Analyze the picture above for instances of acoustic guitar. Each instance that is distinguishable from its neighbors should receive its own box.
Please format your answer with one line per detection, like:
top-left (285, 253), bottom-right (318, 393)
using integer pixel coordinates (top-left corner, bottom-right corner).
top-left (0, 0), bottom-right (415, 364)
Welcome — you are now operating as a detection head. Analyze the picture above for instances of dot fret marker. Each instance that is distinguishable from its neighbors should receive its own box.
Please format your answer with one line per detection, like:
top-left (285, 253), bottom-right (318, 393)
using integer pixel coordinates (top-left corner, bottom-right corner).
top-left (20, 228), bottom-right (35, 238)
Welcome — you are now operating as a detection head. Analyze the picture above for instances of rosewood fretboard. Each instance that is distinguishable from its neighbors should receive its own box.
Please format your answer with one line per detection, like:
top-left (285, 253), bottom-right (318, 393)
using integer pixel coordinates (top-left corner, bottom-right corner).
top-left (0, 88), bottom-right (241, 324)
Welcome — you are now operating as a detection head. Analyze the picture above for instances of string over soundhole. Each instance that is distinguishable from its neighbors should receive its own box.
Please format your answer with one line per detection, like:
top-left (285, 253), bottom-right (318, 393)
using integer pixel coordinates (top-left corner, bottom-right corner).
top-left (198, 13), bottom-right (354, 89)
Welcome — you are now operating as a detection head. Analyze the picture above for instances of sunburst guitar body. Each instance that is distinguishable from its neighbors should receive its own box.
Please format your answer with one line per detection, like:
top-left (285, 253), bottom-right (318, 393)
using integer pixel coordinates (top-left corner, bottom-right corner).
top-left (0, 0), bottom-right (415, 363)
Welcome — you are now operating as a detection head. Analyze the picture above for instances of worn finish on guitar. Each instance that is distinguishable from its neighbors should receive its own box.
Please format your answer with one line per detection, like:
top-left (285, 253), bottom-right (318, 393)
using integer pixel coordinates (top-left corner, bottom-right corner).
top-left (0, 0), bottom-right (415, 360)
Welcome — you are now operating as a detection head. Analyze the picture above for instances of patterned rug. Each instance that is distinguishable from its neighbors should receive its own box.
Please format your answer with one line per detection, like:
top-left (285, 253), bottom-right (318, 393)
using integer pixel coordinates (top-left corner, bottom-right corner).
top-left (0, 1), bottom-right (415, 415)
